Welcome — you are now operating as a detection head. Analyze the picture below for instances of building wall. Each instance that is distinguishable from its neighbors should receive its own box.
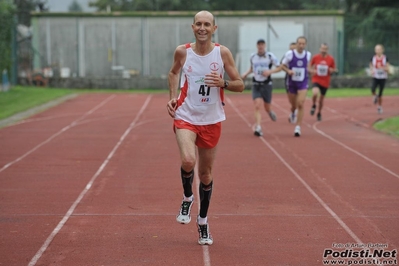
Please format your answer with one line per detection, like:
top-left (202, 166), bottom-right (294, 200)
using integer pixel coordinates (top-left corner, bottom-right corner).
top-left (32, 12), bottom-right (344, 79)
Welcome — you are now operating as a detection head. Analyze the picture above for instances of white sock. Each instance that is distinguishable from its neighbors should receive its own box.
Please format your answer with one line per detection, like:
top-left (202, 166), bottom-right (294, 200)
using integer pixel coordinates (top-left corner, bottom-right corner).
top-left (183, 194), bottom-right (193, 202)
top-left (198, 216), bottom-right (207, 225)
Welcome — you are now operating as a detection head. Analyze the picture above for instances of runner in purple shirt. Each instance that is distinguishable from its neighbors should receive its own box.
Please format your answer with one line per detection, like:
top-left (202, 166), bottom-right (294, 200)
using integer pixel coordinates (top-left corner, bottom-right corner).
top-left (281, 36), bottom-right (312, 137)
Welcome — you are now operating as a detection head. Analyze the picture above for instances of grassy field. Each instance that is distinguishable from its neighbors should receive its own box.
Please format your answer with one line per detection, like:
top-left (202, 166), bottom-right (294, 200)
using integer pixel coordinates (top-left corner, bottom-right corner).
top-left (374, 117), bottom-right (399, 138)
top-left (0, 87), bottom-right (75, 120)
top-left (0, 86), bottom-right (168, 120)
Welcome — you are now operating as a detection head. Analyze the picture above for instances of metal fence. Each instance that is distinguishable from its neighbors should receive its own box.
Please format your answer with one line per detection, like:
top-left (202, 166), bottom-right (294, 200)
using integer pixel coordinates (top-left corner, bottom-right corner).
top-left (29, 11), bottom-right (344, 79)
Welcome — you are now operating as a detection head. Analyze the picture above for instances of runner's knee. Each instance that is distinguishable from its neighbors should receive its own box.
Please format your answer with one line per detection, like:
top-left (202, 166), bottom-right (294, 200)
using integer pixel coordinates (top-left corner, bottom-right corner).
top-left (181, 156), bottom-right (196, 171)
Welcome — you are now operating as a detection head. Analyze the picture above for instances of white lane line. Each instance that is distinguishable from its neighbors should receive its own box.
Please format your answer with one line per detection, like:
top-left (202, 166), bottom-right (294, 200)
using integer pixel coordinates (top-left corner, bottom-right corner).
top-left (227, 97), bottom-right (363, 244)
top-left (273, 102), bottom-right (399, 180)
top-left (28, 95), bottom-right (152, 266)
top-left (325, 107), bottom-right (370, 128)
top-left (313, 121), bottom-right (399, 180)
top-left (194, 166), bottom-right (211, 266)
top-left (0, 95), bottom-right (115, 174)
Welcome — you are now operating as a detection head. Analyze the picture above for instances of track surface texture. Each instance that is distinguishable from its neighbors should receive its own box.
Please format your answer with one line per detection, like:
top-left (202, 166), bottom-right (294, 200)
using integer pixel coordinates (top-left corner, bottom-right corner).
top-left (0, 93), bottom-right (398, 266)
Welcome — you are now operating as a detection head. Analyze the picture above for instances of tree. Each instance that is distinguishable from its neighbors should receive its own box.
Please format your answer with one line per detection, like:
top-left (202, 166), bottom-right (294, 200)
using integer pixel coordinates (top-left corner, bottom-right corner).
top-left (69, 0), bottom-right (83, 12)
top-left (0, 0), bottom-right (15, 75)
top-left (344, 0), bottom-right (399, 47)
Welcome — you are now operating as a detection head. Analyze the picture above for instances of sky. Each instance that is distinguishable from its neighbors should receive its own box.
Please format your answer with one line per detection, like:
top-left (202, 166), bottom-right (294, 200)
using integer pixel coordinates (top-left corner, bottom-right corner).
top-left (46, 0), bottom-right (96, 12)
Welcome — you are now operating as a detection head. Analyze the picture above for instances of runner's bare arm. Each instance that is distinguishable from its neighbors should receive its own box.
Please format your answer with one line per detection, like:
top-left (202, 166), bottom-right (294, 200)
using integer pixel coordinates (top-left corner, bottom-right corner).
top-left (384, 62), bottom-right (391, 73)
top-left (167, 45), bottom-right (186, 118)
top-left (281, 64), bottom-right (293, 76)
top-left (307, 62), bottom-right (315, 75)
top-left (241, 65), bottom-right (253, 80)
top-left (218, 45), bottom-right (244, 92)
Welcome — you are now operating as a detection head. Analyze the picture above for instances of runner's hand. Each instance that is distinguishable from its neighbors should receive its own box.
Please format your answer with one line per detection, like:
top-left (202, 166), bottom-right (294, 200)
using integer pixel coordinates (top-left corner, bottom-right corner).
top-left (205, 72), bottom-right (222, 87)
top-left (262, 70), bottom-right (271, 77)
top-left (167, 98), bottom-right (177, 118)
top-left (288, 70), bottom-right (294, 76)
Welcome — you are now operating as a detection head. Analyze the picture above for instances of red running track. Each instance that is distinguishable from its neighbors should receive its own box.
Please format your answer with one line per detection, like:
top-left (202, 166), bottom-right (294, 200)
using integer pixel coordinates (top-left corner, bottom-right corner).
top-left (0, 93), bottom-right (398, 266)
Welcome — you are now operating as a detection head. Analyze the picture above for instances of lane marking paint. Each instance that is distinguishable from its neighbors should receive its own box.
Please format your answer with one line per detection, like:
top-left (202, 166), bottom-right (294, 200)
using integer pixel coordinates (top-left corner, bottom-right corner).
top-left (0, 95), bottom-right (115, 174)
top-left (273, 102), bottom-right (399, 180)
top-left (227, 97), bottom-right (363, 244)
top-left (194, 166), bottom-right (211, 266)
top-left (28, 95), bottom-right (152, 266)
top-left (313, 121), bottom-right (399, 180)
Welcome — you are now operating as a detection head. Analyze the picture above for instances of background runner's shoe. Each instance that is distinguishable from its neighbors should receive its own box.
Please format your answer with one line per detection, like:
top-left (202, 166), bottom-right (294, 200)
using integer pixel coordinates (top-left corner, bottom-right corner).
top-left (176, 198), bottom-right (193, 224)
top-left (197, 217), bottom-right (213, 245)
top-left (317, 113), bottom-right (322, 121)
top-left (294, 125), bottom-right (301, 137)
top-left (377, 106), bottom-right (383, 114)
top-left (310, 105), bottom-right (316, 116)
top-left (269, 111), bottom-right (277, 121)
top-left (253, 125), bottom-right (263, 136)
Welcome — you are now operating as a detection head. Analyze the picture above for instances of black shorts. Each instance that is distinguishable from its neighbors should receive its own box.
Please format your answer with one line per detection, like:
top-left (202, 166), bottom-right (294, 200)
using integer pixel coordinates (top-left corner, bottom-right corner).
top-left (313, 83), bottom-right (328, 96)
top-left (371, 78), bottom-right (386, 97)
top-left (252, 83), bottom-right (272, 104)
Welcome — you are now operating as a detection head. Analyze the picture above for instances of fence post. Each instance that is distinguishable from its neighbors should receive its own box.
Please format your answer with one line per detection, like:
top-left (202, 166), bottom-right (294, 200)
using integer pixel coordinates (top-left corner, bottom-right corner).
top-left (11, 14), bottom-right (17, 85)
top-left (2, 69), bottom-right (10, 92)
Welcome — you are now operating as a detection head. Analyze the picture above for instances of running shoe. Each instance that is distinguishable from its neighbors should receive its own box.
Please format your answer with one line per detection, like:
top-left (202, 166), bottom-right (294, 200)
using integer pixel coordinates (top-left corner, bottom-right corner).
top-left (254, 125), bottom-right (263, 137)
top-left (176, 197), bottom-right (194, 224)
top-left (294, 125), bottom-right (301, 137)
top-left (269, 111), bottom-right (277, 121)
top-left (197, 217), bottom-right (213, 245)
top-left (310, 105), bottom-right (316, 116)
top-left (317, 113), bottom-right (322, 121)
top-left (377, 106), bottom-right (383, 114)
top-left (373, 95), bottom-right (378, 105)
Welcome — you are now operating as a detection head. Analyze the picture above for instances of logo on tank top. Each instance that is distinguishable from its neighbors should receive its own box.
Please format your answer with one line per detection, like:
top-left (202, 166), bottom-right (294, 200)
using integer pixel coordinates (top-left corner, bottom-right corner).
top-left (188, 66), bottom-right (193, 73)
top-left (200, 97), bottom-right (211, 103)
top-left (209, 62), bottom-right (220, 71)
top-left (297, 60), bottom-right (304, 67)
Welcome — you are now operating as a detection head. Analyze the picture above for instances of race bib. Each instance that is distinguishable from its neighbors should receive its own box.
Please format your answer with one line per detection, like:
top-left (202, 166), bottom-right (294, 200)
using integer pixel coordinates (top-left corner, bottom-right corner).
top-left (189, 76), bottom-right (218, 106)
top-left (376, 68), bottom-right (386, 77)
top-left (292, 67), bottom-right (305, 82)
top-left (255, 66), bottom-right (267, 76)
top-left (316, 65), bottom-right (329, 76)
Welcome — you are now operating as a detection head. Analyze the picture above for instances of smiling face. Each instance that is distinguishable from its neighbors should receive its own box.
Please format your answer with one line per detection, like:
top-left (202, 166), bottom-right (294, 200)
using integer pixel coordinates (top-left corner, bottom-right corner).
top-left (192, 11), bottom-right (217, 43)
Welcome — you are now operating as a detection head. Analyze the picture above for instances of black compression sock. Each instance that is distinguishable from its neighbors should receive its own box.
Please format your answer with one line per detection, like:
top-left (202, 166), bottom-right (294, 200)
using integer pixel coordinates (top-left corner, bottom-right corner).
top-left (181, 168), bottom-right (194, 198)
top-left (199, 181), bottom-right (213, 218)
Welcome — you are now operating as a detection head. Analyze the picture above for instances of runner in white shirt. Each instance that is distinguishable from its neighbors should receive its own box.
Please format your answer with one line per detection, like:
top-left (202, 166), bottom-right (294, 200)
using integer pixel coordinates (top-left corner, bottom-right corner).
top-left (369, 44), bottom-right (390, 114)
top-left (167, 10), bottom-right (244, 246)
top-left (241, 39), bottom-right (282, 136)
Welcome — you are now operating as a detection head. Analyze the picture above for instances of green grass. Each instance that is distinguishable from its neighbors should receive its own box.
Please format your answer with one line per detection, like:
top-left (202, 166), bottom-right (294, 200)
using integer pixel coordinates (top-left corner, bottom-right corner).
top-left (374, 117), bottom-right (399, 138)
top-left (0, 86), bottom-right (169, 120)
top-left (1, 86), bottom-right (398, 121)
top-left (0, 86), bottom-right (76, 120)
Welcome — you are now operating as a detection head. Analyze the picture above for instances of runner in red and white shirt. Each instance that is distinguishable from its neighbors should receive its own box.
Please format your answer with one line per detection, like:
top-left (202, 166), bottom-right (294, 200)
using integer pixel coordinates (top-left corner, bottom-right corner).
top-left (370, 44), bottom-right (390, 114)
top-left (309, 43), bottom-right (337, 121)
top-left (167, 10), bottom-right (244, 246)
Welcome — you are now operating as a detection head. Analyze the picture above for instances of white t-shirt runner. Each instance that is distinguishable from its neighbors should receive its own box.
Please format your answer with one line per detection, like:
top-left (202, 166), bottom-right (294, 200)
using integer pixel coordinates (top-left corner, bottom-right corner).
top-left (175, 43), bottom-right (225, 125)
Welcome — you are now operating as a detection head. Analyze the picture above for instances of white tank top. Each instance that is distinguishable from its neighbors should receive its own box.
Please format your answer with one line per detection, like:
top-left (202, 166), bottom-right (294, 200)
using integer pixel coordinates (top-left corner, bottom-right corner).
top-left (175, 43), bottom-right (225, 125)
top-left (371, 55), bottom-right (388, 79)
